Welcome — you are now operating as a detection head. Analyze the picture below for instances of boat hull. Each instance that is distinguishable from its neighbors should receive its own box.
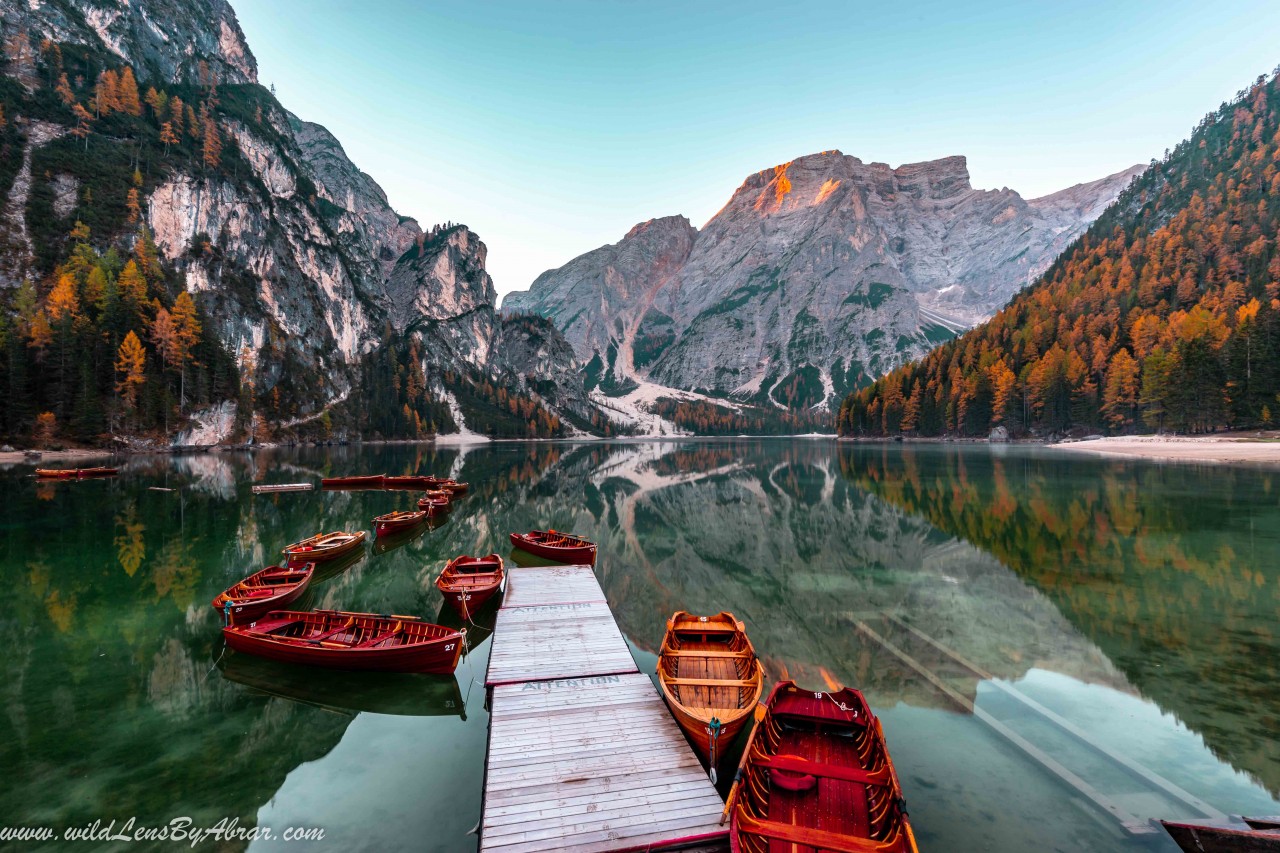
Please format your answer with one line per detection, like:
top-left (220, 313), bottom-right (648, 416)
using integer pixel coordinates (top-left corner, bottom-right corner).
top-left (509, 531), bottom-right (596, 564)
top-left (321, 475), bottom-right (385, 489)
top-left (658, 611), bottom-right (763, 766)
top-left (282, 531), bottom-right (367, 562)
top-left (436, 555), bottom-right (504, 619)
top-left (222, 611), bottom-right (465, 674)
top-left (384, 475), bottom-right (433, 490)
top-left (374, 511), bottom-right (427, 537)
top-left (212, 565), bottom-right (313, 625)
top-left (1162, 821), bottom-right (1280, 853)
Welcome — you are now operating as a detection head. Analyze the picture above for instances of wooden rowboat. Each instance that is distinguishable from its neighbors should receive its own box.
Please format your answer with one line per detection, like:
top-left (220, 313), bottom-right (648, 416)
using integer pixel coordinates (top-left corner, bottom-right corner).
top-left (423, 488), bottom-right (453, 503)
top-left (384, 475), bottom-right (434, 490)
top-left (321, 474), bottom-right (385, 489)
top-left (509, 529), bottom-right (596, 564)
top-left (1162, 819), bottom-right (1280, 852)
top-left (417, 494), bottom-right (451, 516)
top-left (728, 680), bottom-right (917, 853)
top-left (436, 554), bottom-right (504, 618)
top-left (658, 611), bottom-right (764, 770)
top-left (222, 609), bottom-right (465, 673)
top-left (438, 479), bottom-right (469, 494)
top-left (282, 531), bottom-right (367, 562)
top-left (36, 467), bottom-right (119, 479)
top-left (212, 564), bottom-right (314, 624)
top-left (373, 509), bottom-right (428, 537)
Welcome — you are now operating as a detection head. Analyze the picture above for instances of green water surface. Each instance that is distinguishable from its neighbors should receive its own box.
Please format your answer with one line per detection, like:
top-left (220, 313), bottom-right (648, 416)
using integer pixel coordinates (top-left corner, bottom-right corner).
top-left (2, 440), bottom-right (1279, 852)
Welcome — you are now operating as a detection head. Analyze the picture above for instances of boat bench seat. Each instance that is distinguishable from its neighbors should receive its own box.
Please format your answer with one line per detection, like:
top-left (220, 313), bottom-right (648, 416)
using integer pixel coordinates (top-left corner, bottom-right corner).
top-left (305, 620), bottom-right (356, 642)
top-left (735, 814), bottom-right (902, 853)
top-left (755, 755), bottom-right (891, 787)
top-left (665, 649), bottom-right (753, 659)
top-left (354, 624), bottom-right (402, 648)
top-left (664, 677), bottom-right (757, 687)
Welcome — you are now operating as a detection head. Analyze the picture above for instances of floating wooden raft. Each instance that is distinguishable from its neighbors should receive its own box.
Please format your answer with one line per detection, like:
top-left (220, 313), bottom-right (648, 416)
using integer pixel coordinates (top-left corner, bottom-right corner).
top-left (252, 483), bottom-right (314, 494)
top-left (480, 562), bottom-right (728, 852)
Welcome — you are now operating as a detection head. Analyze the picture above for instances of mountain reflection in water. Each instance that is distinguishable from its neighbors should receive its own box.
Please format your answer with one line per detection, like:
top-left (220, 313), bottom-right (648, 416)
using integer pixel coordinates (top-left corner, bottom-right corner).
top-left (1, 439), bottom-right (1277, 852)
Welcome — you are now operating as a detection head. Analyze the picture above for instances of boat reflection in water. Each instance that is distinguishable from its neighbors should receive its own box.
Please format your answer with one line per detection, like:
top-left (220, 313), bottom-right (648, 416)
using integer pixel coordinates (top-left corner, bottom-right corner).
top-left (218, 652), bottom-right (467, 719)
top-left (307, 546), bottom-right (367, 583)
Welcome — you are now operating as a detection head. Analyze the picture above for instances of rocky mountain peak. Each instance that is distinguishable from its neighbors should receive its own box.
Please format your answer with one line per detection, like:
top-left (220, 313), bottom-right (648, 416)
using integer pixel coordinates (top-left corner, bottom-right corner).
top-left (0, 0), bottom-right (257, 85)
top-left (625, 215), bottom-right (696, 241)
top-left (891, 155), bottom-right (972, 200)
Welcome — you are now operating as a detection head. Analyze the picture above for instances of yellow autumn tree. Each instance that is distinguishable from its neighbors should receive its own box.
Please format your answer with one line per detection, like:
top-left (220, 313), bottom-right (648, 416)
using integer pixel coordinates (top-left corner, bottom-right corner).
top-left (115, 331), bottom-right (147, 425)
top-left (117, 66), bottom-right (142, 115)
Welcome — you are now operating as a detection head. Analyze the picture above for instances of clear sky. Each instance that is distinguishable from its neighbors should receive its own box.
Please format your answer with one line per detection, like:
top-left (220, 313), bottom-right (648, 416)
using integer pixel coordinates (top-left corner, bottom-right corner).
top-left (231, 0), bottom-right (1280, 298)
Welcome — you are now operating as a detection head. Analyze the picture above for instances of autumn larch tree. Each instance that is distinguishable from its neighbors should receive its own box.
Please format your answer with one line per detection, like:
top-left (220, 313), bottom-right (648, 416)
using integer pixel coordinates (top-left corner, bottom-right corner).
top-left (114, 331), bottom-right (147, 429)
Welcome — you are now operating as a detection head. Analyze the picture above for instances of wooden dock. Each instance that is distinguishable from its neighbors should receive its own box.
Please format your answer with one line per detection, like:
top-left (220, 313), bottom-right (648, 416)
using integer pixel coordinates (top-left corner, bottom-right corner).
top-left (480, 563), bottom-right (728, 853)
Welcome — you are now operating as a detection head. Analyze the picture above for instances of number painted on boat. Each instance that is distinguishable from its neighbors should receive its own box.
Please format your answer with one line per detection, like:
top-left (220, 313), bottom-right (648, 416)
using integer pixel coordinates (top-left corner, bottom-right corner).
top-left (445, 644), bottom-right (456, 651)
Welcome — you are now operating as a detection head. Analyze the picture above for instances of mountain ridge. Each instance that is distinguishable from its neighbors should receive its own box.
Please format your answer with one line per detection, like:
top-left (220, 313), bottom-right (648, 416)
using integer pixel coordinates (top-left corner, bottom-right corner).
top-left (505, 150), bottom-right (1142, 411)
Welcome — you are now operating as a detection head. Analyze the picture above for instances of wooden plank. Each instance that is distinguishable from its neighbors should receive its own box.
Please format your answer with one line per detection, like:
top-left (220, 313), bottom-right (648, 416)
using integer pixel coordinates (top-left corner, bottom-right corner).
top-left (481, 673), bottom-right (727, 852)
top-left (485, 602), bottom-right (638, 686)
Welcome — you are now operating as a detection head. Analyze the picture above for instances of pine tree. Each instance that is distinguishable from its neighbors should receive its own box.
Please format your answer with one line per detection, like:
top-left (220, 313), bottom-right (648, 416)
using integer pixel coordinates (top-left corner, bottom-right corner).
top-left (159, 121), bottom-right (178, 153)
top-left (94, 69), bottom-right (119, 116)
top-left (55, 72), bottom-right (74, 105)
top-left (171, 291), bottom-right (202, 408)
top-left (125, 188), bottom-right (141, 225)
top-left (169, 96), bottom-right (185, 136)
top-left (70, 103), bottom-right (92, 150)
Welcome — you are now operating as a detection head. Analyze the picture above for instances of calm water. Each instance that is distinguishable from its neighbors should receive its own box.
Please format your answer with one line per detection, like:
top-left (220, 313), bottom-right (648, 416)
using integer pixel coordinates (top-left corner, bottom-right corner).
top-left (3, 440), bottom-right (1280, 852)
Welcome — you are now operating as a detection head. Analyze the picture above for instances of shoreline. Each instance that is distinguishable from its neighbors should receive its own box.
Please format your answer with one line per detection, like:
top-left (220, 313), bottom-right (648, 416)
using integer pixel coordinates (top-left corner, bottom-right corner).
top-left (1046, 434), bottom-right (1280, 465)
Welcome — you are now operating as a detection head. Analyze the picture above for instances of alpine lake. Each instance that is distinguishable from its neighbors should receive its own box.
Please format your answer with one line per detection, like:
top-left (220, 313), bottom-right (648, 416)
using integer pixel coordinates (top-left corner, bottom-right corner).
top-left (3, 439), bottom-right (1280, 852)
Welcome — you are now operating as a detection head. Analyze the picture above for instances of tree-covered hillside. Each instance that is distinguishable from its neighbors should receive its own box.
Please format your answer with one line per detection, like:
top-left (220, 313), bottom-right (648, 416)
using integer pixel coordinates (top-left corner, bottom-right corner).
top-left (839, 70), bottom-right (1280, 438)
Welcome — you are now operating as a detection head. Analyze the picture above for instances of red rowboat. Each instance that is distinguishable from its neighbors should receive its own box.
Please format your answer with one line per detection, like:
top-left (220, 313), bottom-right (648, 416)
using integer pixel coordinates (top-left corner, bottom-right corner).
top-left (510, 529), bottom-right (596, 564)
top-left (384, 475), bottom-right (433, 490)
top-left (1162, 819), bottom-right (1280, 852)
top-left (282, 531), bottom-right (367, 562)
top-left (658, 611), bottom-right (764, 770)
top-left (36, 467), bottom-right (119, 479)
top-left (728, 680), bottom-right (917, 853)
top-left (222, 609), bottom-right (465, 673)
top-left (321, 474), bottom-right (385, 489)
top-left (212, 564), bottom-right (314, 625)
top-left (417, 494), bottom-right (452, 516)
top-left (423, 488), bottom-right (453, 502)
top-left (438, 479), bottom-right (469, 495)
top-left (373, 509), bottom-right (428, 536)
top-left (436, 554), bottom-right (504, 618)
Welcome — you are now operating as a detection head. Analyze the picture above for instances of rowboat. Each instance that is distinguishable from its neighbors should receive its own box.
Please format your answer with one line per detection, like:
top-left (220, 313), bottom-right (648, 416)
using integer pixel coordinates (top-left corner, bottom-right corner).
top-left (212, 564), bottom-right (314, 624)
top-left (438, 479), bottom-right (469, 495)
top-left (510, 529), bottom-right (596, 564)
top-left (436, 554), bottom-right (504, 618)
top-left (658, 611), bottom-right (764, 770)
top-left (282, 531), bottom-right (367, 562)
top-left (222, 609), bottom-right (465, 673)
top-left (417, 494), bottom-right (452, 516)
top-left (321, 474), bottom-right (384, 489)
top-left (727, 680), bottom-right (917, 853)
top-left (36, 467), bottom-right (119, 479)
top-left (373, 509), bottom-right (428, 536)
top-left (384, 475), bottom-right (434, 490)
top-left (1162, 819), bottom-right (1280, 852)
top-left (424, 488), bottom-right (453, 503)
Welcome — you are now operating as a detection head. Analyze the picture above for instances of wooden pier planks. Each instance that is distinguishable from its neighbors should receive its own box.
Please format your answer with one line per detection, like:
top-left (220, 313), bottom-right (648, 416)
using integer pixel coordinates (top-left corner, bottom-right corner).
top-left (480, 563), bottom-right (729, 852)
top-left (482, 673), bottom-right (729, 853)
top-left (486, 602), bottom-right (637, 686)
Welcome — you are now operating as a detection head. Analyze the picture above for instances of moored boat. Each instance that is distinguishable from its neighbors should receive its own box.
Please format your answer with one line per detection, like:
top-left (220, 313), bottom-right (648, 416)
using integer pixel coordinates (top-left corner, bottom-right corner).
top-left (509, 529), bottom-right (596, 564)
top-left (383, 475), bottom-right (434, 490)
top-left (321, 474), bottom-right (385, 489)
top-left (212, 564), bottom-right (314, 624)
top-left (373, 509), bottom-right (428, 536)
top-left (222, 609), bottom-right (465, 673)
top-left (76, 466), bottom-right (119, 477)
top-left (658, 611), bottom-right (763, 771)
top-left (417, 494), bottom-right (452, 516)
top-left (282, 530), bottom-right (367, 562)
top-left (36, 467), bottom-right (118, 479)
top-left (1162, 819), bottom-right (1280, 852)
top-left (435, 554), bottom-right (504, 618)
top-left (726, 680), bottom-right (917, 853)
top-left (438, 479), bottom-right (469, 495)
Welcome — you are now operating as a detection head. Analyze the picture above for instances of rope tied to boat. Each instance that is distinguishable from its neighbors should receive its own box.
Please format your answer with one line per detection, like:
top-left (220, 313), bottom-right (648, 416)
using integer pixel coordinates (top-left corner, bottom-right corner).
top-left (223, 600), bottom-right (233, 627)
top-left (708, 716), bottom-right (722, 784)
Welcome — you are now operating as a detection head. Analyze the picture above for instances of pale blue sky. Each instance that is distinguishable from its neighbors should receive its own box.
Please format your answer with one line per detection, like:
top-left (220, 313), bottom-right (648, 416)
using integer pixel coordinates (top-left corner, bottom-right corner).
top-left (232, 0), bottom-right (1280, 297)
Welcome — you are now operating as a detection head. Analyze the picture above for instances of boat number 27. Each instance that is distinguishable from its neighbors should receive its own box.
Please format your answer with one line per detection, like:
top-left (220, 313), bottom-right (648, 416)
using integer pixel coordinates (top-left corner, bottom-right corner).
top-left (445, 644), bottom-right (456, 651)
